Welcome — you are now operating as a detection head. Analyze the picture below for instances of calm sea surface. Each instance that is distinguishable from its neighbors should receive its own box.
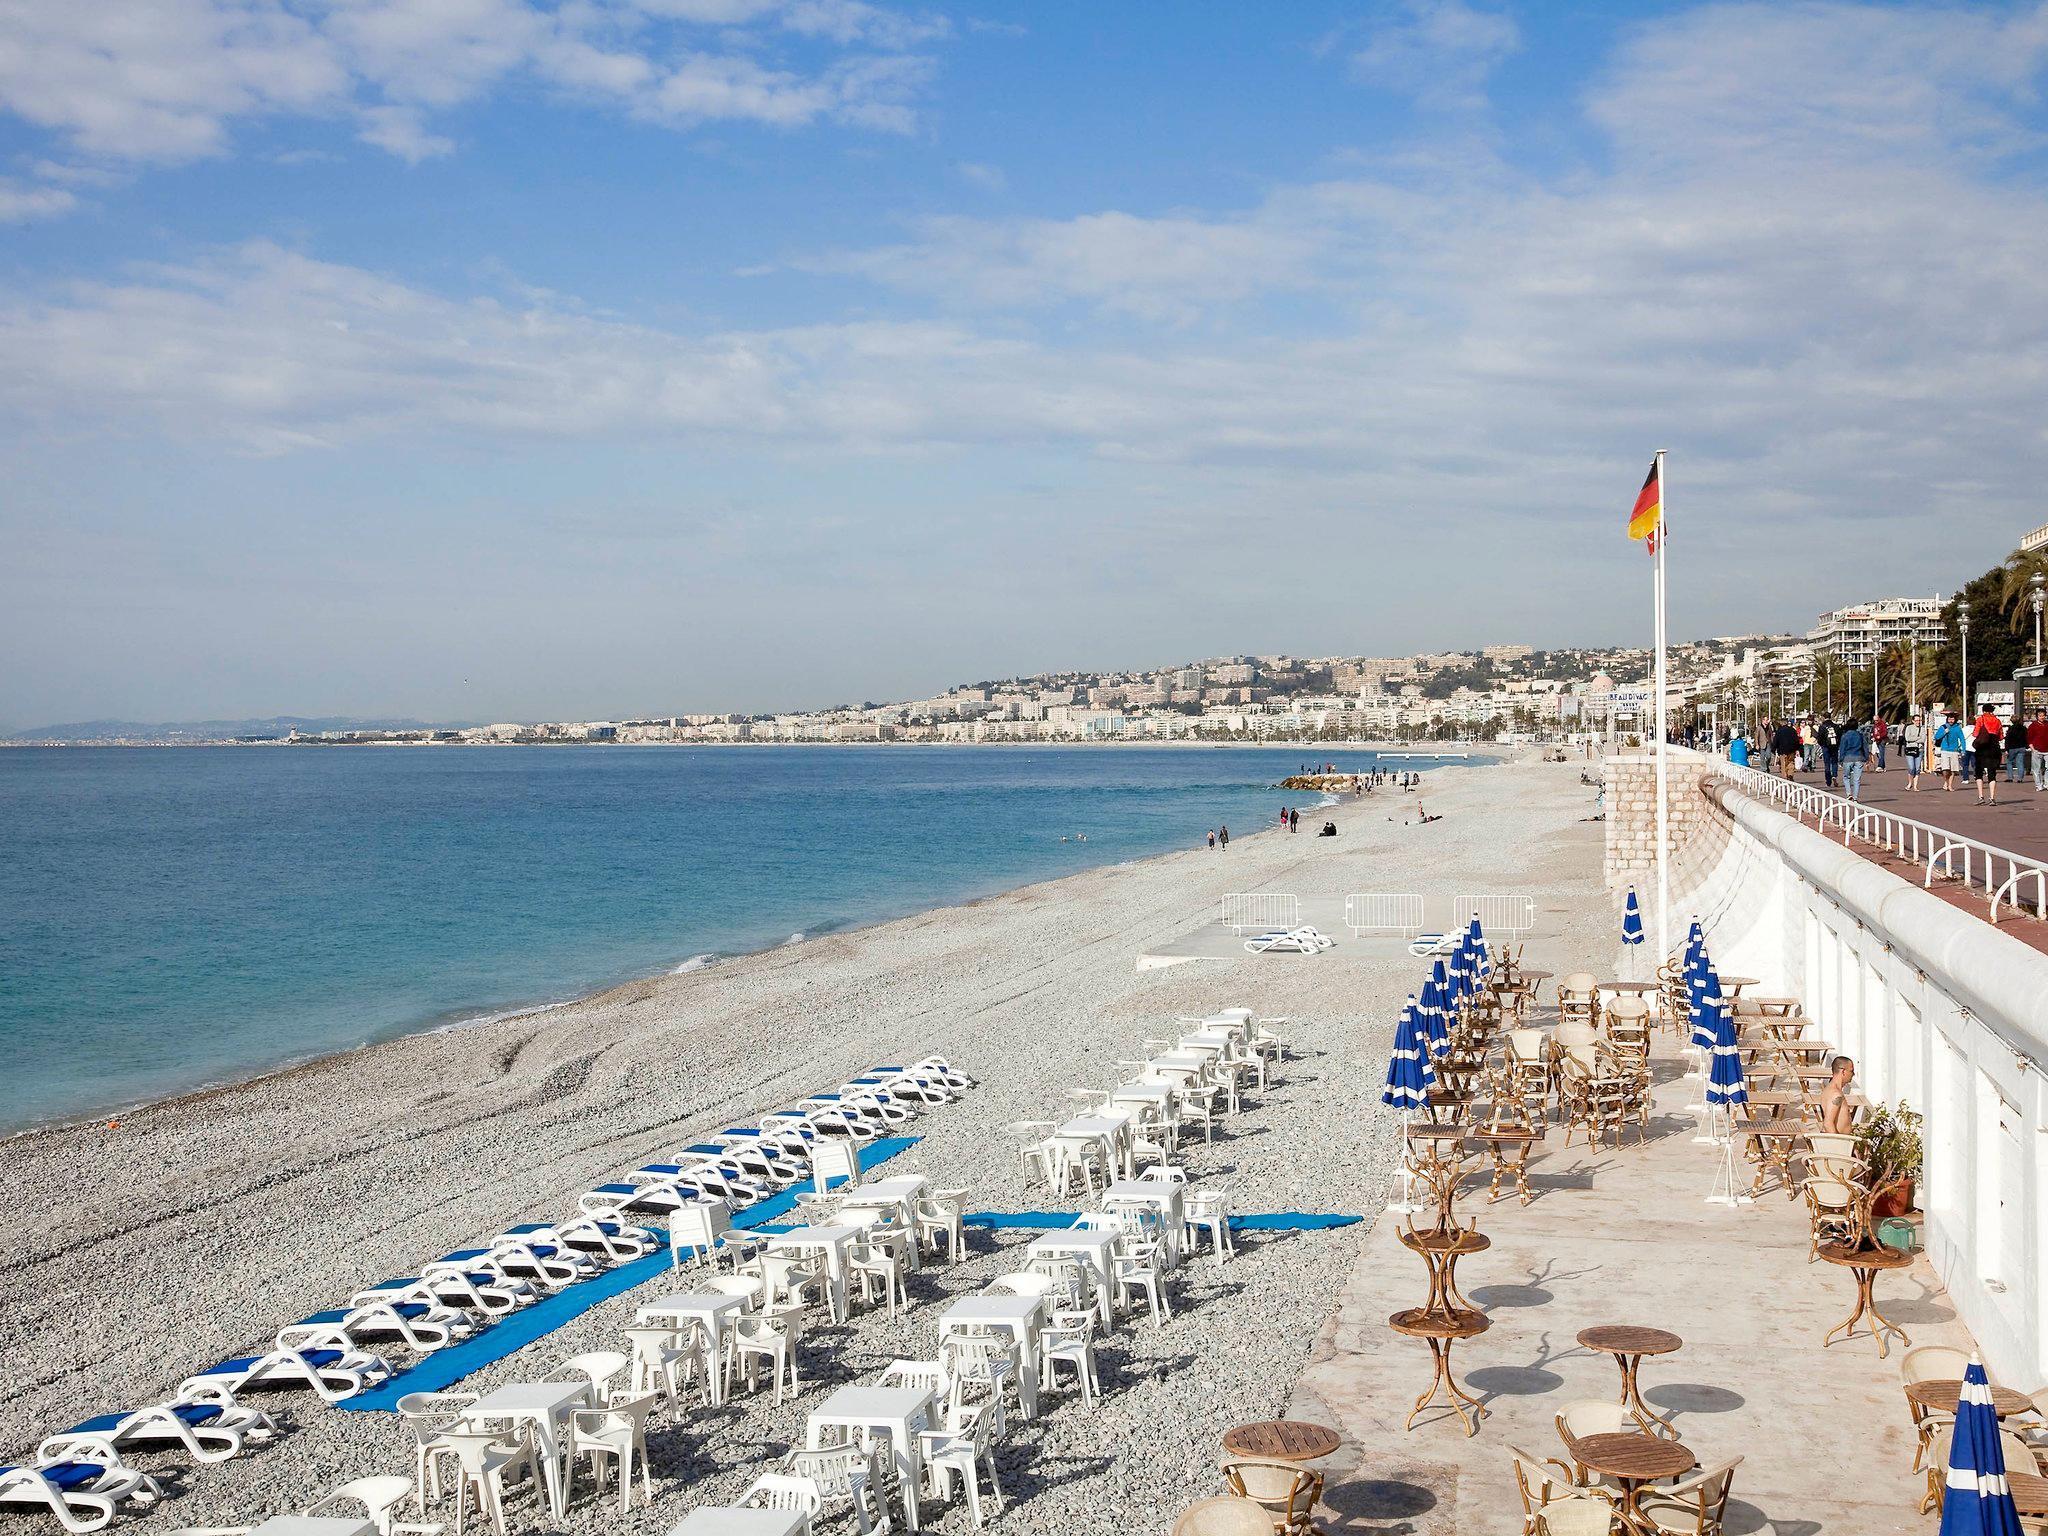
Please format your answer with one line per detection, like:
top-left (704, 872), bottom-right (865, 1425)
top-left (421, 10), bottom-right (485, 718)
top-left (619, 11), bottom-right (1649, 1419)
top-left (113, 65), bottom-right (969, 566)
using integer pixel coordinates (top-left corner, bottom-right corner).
top-left (0, 744), bottom-right (1481, 1131)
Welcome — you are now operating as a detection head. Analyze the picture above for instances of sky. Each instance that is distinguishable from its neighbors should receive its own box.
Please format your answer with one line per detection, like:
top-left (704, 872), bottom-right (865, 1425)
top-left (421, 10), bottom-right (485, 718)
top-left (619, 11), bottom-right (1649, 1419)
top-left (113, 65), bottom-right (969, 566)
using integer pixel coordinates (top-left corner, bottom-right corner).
top-left (2, 0), bottom-right (2047, 727)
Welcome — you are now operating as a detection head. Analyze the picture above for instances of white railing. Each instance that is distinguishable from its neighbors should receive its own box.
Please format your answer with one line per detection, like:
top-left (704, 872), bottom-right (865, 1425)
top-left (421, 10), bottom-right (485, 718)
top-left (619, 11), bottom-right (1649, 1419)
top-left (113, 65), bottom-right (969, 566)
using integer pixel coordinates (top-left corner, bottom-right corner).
top-left (1343, 893), bottom-right (1425, 938)
top-left (1220, 893), bottom-right (1300, 934)
top-left (1453, 893), bottom-right (1536, 936)
top-left (1715, 763), bottom-right (2048, 922)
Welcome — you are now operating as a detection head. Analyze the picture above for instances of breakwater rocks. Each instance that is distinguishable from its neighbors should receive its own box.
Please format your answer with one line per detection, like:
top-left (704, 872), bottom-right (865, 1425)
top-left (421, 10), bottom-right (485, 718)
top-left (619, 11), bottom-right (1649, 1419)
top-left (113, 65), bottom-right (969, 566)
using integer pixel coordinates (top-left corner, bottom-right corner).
top-left (1279, 773), bottom-right (1361, 793)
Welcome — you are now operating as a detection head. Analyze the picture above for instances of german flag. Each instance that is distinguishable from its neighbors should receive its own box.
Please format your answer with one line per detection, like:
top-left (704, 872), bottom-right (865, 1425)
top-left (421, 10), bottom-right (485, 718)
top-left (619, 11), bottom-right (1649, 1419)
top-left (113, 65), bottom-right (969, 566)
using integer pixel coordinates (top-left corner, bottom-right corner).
top-left (1628, 458), bottom-right (1661, 548)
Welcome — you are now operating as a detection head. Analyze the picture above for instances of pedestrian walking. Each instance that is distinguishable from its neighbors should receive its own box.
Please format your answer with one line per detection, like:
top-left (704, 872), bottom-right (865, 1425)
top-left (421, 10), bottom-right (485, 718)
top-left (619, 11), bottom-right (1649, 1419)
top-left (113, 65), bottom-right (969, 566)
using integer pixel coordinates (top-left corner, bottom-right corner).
top-left (2007, 713), bottom-right (2029, 784)
top-left (1819, 716), bottom-right (1841, 789)
top-left (1771, 718), bottom-right (1801, 779)
top-left (1903, 713), bottom-right (1924, 789)
top-left (1218, 824), bottom-right (1230, 850)
top-left (1838, 717), bottom-right (1867, 803)
top-left (2031, 712), bottom-right (2048, 791)
top-left (1207, 828), bottom-right (1216, 850)
top-left (1800, 718), bottom-right (1817, 773)
top-left (1935, 712), bottom-right (1967, 792)
top-left (1871, 714), bottom-right (1888, 770)
top-left (1289, 807), bottom-right (1299, 833)
top-left (1728, 727), bottom-right (1750, 768)
top-left (1973, 706), bottom-right (2005, 803)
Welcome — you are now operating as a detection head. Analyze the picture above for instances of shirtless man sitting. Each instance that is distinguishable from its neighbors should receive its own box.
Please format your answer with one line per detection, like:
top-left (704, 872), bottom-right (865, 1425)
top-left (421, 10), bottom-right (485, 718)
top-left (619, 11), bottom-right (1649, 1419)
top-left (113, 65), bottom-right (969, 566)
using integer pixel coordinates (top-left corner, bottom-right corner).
top-left (1818, 1055), bottom-right (1857, 1134)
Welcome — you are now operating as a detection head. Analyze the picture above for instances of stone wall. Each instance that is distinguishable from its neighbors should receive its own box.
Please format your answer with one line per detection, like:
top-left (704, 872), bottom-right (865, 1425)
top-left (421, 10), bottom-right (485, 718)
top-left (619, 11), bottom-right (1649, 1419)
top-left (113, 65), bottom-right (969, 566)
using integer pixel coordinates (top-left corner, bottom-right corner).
top-left (1601, 748), bottom-right (1728, 899)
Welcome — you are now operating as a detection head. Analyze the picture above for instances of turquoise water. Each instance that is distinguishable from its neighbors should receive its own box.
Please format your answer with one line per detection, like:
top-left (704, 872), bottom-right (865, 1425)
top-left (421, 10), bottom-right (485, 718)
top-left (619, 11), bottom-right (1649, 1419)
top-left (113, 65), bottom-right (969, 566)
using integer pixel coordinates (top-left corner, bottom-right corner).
top-left (0, 744), bottom-right (1478, 1131)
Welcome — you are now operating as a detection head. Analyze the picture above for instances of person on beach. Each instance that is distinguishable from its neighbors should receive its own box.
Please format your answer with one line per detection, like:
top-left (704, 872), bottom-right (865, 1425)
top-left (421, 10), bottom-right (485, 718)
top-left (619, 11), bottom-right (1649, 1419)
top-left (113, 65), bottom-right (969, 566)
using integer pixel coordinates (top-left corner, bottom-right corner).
top-left (1289, 808), bottom-right (1299, 833)
top-left (2032, 712), bottom-right (2048, 791)
top-left (1974, 706), bottom-right (2005, 802)
top-left (1837, 718), bottom-right (1867, 803)
top-left (1207, 829), bottom-right (1216, 850)
top-left (1218, 825), bottom-right (1230, 850)
top-left (1935, 712), bottom-right (1966, 791)
top-left (2007, 712), bottom-right (2030, 784)
top-left (1903, 714), bottom-right (1924, 789)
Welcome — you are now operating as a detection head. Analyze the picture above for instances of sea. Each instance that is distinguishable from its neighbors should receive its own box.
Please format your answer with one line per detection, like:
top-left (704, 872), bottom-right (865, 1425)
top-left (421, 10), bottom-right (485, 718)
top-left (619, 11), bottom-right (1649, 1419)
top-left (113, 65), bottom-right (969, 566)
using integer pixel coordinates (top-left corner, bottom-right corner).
top-left (0, 743), bottom-right (1483, 1133)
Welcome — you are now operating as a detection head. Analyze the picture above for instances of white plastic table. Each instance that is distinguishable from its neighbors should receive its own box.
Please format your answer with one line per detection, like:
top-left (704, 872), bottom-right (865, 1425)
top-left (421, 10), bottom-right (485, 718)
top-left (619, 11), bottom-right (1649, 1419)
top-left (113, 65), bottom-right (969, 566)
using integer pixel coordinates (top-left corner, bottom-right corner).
top-left (836, 1175), bottom-right (928, 1267)
top-left (807, 1384), bottom-right (937, 1530)
top-left (1028, 1228), bottom-right (1121, 1330)
top-left (1054, 1114), bottom-right (1130, 1183)
top-left (765, 1225), bottom-right (859, 1321)
top-left (248, 1519), bottom-right (373, 1536)
top-left (668, 1508), bottom-right (808, 1536)
top-left (637, 1292), bottom-right (749, 1404)
top-left (939, 1293), bottom-right (1046, 1419)
top-left (463, 1380), bottom-right (590, 1516)
top-left (1102, 1179), bottom-right (1186, 1268)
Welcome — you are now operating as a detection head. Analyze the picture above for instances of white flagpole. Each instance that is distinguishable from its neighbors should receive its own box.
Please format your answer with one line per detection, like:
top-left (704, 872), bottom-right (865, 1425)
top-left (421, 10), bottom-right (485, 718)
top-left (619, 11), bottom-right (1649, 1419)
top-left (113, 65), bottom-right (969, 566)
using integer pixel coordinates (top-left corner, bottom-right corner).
top-left (1653, 449), bottom-right (1671, 968)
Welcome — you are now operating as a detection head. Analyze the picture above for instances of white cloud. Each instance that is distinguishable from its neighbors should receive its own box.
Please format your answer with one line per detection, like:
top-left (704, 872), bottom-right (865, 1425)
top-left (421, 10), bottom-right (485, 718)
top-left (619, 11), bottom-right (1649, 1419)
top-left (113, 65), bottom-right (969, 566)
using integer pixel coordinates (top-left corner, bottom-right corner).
top-left (1347, 0), bottom-right (1519, 110)
top-left (956, 160), bottom-right (1005, 191)
top-left (0, 0), bottom-right (951, 171)
top-left (0, 177), bottom-right (77, 222)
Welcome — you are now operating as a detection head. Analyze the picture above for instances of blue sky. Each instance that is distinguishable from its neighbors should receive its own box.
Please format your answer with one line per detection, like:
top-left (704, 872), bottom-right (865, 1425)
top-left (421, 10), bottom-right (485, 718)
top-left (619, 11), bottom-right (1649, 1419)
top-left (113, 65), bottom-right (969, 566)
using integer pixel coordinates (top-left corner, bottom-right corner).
top-left (3, 0), bottom-right (2046, 725)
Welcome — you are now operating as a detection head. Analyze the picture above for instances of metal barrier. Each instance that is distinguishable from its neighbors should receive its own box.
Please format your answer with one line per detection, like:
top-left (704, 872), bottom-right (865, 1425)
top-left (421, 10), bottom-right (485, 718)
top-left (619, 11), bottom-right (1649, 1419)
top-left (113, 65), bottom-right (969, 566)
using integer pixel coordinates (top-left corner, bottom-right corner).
top-left (1715, 763), bottom-right (2048, 922)
top-left (1453, 893), bottom-right (1536, 936)
top-left (1343, 893), bottom-right (1425, 938)
top-left (1220, 893), bottom-right (1300, 934)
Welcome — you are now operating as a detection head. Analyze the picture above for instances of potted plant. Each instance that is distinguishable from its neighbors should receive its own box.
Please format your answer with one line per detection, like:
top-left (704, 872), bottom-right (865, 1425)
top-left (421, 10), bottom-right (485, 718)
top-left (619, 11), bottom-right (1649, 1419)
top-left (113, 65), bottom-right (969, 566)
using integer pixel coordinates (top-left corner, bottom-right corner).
top-left (1855, 1100), bottom-right (1924, 1221)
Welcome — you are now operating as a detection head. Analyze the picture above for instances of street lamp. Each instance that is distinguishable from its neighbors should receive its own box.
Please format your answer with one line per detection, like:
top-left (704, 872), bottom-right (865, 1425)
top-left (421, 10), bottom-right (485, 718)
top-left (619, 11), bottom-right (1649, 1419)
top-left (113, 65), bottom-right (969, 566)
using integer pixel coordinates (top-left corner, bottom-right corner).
top-left (1960, 604), bottom-right (1971, 717)
top-left (2031, 570), bottom-right (2045, 669)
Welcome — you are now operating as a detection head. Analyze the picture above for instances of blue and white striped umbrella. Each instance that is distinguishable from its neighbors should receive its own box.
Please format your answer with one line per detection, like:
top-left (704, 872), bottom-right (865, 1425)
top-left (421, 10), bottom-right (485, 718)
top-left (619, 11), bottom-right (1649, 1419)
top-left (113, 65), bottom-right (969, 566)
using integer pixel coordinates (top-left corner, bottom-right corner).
top-left (1420, 964), bottom-right (1451, 1051)
top-left (1940, 1357), bottom-right (2024, 1535)
top-left (1705, 992), bottom-right (1747, 1107)
top-left (1691, 960), bottom-right (1724, 1052)
top-left (1466, 916), bottom-right (1492, 979)
top-left (1446, 942), bottom-right (1471, 1012)
top-left (1381, 996), bottom-right (1436, 1110)
top-left (1622, 888), bottom-right (1645, 948)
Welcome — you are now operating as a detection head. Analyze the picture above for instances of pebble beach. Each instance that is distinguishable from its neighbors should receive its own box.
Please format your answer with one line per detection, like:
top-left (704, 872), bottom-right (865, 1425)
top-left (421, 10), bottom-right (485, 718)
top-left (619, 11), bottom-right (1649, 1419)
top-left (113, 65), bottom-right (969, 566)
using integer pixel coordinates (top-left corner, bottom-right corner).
top-left (0, 753), bottom-right (1609, 1535)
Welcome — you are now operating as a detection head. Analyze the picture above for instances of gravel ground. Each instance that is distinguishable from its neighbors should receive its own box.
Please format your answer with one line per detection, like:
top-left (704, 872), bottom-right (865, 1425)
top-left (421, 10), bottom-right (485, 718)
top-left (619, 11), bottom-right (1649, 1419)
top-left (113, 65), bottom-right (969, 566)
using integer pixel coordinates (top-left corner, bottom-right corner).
top-left (0, 753), bottom-right (1605, 1535)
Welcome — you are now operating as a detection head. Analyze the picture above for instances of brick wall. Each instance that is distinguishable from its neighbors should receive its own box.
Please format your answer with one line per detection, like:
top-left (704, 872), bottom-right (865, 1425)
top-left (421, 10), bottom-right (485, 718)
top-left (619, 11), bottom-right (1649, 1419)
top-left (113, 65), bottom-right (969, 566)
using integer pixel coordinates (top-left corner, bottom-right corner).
top-left (1602, 749), bottom-right (1733, 900)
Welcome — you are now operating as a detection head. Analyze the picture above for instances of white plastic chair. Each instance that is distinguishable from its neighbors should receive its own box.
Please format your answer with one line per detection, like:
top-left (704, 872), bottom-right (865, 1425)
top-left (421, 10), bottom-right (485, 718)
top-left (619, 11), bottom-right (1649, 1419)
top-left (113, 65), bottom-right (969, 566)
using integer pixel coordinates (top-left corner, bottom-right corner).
top-left (732, 1305), bottom-right (805, 1403)
top-left (547, 1351), bottom-right (628, 1404)
top-left (783, 1445), bottom-right (890, 1535)
top-left (943, 1334), bottom-right (1020, 1436)
top-left (1184, 1189), bottom-right (1234, 1266)
top-left (437, 1429), bottom-right (534, 1536)
top-left (394, 1393), bottom-right (475, 1508)
top-left (919, 1404), bottom-right (1004, 1529)
top-left (1113, 1237), bottom-right (1172, 1326)
top-left (669, 1202), bottom-right (732, 1272)
top-left (301, 1476), bottom-right (433, 1536)
top-left (1038, 1308), bottom-right (1100, 1404)
top-left (914, 1189), bottom-right (968, 1262)
top-left (848, 1236), bottom-right (911, 1317)
top-left (736, 1474), bottom-right (819, 1534)
top-left (622, 1324), bottom-right (694, 1411)
top-left (567, 1394), bottom-right (656, 1514)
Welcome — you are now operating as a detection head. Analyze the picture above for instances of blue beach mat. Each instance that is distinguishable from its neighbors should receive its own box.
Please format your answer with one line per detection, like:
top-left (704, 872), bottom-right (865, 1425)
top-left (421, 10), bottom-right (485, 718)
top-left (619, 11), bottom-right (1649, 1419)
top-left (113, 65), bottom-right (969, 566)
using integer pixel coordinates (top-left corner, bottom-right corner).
top-left (338, 1136), bottom-right (919, 1411)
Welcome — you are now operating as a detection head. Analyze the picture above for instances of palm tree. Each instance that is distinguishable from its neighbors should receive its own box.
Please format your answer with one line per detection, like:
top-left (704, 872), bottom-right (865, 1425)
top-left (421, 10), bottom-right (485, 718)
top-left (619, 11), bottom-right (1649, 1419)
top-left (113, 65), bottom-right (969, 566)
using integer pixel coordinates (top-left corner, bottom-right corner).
top-left (1874, 641), bottom-right (1939, 720)
top-left (1998, 548), bottom-right (2048, 636)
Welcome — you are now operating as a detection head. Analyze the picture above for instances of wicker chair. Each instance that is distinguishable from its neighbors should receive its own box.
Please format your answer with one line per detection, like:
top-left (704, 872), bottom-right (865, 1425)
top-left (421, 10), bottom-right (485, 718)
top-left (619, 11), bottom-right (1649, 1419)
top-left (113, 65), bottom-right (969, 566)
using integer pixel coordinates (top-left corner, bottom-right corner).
top-left (1221, 1457), bottom-right (1322, 1536)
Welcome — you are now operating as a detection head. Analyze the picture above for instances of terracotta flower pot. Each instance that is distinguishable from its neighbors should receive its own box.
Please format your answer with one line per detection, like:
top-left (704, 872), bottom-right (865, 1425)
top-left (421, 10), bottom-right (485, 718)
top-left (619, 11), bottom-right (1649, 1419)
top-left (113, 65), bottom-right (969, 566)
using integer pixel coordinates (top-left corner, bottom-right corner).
top-left (1871, 1179), bottom-right (1916, 1221)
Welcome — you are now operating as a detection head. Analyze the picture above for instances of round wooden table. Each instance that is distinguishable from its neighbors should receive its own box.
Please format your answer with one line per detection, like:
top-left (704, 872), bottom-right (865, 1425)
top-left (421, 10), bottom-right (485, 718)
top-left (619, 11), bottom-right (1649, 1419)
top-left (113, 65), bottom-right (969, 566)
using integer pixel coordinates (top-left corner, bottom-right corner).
top-left (1597, 980), bottom-right (1660, 994)
top-left (1718, 975), bottom-right (1759, 995)
top-left (1400, 1224), bottom-right (1490, 1315)
top-left (2009, 1471), bottom-right (2048, 1518)
top-left (1570, 1432), bottom-right (1696, 1521)
top-left (1903, 1379), bottom-right (2034, 1418)
top-left (1388, 1306), bottom-right (1489, 1437)
top-left (1578, 1325), bottom-right (1683, 1438)
top-left (1818, 1242), bottom-right (1913, 1357)
top-left (1220, 1419), bottom-right (1341, 1463)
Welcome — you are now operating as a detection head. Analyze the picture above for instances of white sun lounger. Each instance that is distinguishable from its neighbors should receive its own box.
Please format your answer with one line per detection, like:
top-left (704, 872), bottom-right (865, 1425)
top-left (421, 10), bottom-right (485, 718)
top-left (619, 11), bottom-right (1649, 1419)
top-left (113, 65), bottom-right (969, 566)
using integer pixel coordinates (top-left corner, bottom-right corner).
top-left (40, 1394), bottom-right (277, 1467)
top-left (495, 1215), bottom-right (660, 1263)
top-left (1406, 931), bottom-right (1459, 956)
top-left (180, 1345), bottom-right (390, 1404)
top-left (1243, 926), bottom-right (1335, 954)
top-left (0, 1456), bottom-right (161, 1533)
top-left (274, 1295), bottom-right (477, 1355)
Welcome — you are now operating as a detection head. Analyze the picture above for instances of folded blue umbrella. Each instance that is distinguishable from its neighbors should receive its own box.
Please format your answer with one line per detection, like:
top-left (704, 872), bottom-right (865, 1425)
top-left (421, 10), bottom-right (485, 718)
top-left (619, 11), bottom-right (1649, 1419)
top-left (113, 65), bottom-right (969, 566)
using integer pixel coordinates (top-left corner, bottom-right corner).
top-left (1705, 994), bottom-right (1747, 1108)
top-left (1939, 1357), bottom-right (2024, 1535)
top-left (1380, 997), bottom-right (1434, 1110)
top-left (1622, 888), bottom-right (1645, 948)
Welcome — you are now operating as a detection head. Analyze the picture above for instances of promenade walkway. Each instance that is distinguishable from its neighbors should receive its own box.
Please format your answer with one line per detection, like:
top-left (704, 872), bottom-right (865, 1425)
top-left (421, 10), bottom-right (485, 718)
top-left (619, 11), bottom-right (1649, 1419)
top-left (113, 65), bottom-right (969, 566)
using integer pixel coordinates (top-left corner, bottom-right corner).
top-left (1291, 1024), bottom-right (1966, 1533)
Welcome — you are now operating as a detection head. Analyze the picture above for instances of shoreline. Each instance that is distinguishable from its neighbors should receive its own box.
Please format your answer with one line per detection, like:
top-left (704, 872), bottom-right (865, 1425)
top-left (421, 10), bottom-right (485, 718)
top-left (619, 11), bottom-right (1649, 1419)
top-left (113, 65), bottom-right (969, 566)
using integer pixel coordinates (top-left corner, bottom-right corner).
top-left (5, 754), bottom-right (1491, 1142)
top-left (0, 752), bottom-right (1601, 1529)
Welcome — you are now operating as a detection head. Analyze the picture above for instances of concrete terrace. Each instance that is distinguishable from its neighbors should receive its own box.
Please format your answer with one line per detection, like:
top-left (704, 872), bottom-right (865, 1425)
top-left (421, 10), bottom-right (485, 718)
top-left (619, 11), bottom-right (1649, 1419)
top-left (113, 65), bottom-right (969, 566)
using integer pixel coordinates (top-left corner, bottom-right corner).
top-left (1289, 1022), bottom-right (1966, 1535)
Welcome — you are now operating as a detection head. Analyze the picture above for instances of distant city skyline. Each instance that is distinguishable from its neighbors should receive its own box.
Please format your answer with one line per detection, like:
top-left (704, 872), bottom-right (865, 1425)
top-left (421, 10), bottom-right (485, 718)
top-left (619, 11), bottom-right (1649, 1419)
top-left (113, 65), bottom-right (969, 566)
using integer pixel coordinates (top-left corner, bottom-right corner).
top-left (3, 1), bottom-right (2044, 727)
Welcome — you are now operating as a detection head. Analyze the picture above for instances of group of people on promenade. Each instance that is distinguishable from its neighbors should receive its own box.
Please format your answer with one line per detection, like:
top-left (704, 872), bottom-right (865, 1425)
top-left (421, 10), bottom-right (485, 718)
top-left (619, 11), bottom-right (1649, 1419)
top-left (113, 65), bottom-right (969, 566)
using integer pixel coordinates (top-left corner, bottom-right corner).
top-left (1722, 707), bottom-right (2048, 805)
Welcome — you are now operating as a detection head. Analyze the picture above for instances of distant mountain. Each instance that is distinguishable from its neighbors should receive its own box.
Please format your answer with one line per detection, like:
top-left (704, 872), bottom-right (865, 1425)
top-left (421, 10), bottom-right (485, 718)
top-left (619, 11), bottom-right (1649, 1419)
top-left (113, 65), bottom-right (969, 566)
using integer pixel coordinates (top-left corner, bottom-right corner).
top-left (5, 716), bottom-right (469, 744)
